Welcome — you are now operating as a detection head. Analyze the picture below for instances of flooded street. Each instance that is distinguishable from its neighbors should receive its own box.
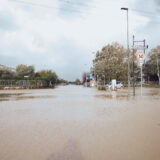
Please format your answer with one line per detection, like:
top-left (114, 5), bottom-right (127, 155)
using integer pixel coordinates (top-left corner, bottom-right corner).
top-left (0, 85), bottom-right (160, 160)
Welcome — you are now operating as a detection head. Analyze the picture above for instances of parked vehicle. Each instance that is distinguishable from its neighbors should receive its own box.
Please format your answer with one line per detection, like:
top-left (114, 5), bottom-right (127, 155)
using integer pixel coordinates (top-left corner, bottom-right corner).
top-left (106, 81), bottom-right (123, 89)
top-left (106, 82), bottom-right (112, 89)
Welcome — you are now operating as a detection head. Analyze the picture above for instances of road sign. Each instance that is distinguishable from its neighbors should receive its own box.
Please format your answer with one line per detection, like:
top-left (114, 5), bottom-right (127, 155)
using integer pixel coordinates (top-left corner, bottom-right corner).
top-left (136, 52), bottom-right (146, 62)
top-left (132, 45), bottom-right (148, 50)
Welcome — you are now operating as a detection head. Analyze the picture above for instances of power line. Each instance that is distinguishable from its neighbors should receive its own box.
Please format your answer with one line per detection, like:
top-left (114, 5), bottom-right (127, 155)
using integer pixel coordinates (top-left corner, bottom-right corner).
top-left (10, 0), bottom-right (90, 15)
top-left (59, 0), bottom-right (121, 9)
top-left (9, 0), bottom-right (160, 19)
top-left (59, 0), bottom-right (92, 7)
top-left (10, 0), bottom-right (128, 15)
top-left (15, 0), bottom-right (159, 17)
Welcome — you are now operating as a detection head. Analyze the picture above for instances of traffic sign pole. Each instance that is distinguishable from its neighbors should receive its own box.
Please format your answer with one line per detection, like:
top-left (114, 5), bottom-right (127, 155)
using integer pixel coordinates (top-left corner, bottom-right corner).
top-left (132, 36), bottom-right (148, 96)
top-left (137, 53), bottom-right (146, 96)
top-left (132, 35), bottom-right (135, 96)
top-left (140, 62), bottom-right (143, 96)
top-left (141, 64), bottom-right (142, 96)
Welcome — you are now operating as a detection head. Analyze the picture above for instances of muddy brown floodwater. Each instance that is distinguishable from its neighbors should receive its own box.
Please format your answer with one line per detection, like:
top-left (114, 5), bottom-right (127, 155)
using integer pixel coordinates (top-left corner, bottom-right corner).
top-left (0, 85), bottom-right (160, 160)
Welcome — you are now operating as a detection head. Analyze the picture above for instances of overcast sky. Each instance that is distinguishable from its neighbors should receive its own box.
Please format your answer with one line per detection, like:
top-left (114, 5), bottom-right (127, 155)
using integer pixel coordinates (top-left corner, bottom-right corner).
top-left (0, 0), bottom-right (160, 80)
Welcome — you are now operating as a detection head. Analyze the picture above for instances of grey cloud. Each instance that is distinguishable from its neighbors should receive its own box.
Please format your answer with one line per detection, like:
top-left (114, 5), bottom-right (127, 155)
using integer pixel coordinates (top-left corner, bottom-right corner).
top-left (44, 41), bottom-right (92, 80)
top-left (131, 0), bottom-right (160, 51)
top-left (0, 11), bottom-right (18, 31)
top-left (154, 0), bottom-right (160, 12)
top-left (132, 0), bottom-right (160, 25)
top-left (0, 40), bottom-right (92, 81)
top-left (154, 0), bottom-right (160, 5)
top-left (133, 0), bottom-right (157, 14)
top-left (58, 0), bottom-right (93, 18)
top-left (0, 55), bottom-right (19, 68)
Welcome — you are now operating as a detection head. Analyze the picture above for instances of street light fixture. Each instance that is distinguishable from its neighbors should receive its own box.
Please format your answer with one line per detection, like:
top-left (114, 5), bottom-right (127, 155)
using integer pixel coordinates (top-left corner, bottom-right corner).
top-left (121, 7), bottom-right (130, 93)
top-left (121, 7), bottom-right (128, 11)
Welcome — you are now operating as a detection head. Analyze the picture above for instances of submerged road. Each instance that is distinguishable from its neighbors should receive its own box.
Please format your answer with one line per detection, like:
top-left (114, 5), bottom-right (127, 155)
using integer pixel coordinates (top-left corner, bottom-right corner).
top-left (0, 85), bottom-right (160, 160)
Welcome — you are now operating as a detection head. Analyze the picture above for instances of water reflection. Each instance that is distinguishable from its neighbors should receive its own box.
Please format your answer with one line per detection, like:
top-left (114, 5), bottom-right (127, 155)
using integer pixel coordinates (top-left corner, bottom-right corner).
top-left (0, 92), bottom-right (55, 101)
top-left (95, 87), bottom-right (160, 100)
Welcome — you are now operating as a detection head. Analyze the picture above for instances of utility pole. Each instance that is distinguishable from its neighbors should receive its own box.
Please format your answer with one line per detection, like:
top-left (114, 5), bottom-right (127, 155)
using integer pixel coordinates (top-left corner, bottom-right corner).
top-left (140, 62), bottom-right (143, 96)
top-left (144, 39), bottom-right (146, 64)
top-left (132, 35), bottom-right (135, 96)
top-left (156, 51), bottom-right (160, 85)
top-left (140, 39), bottom-right (146, 96)
top-left (132, 36), bottom-right (148, 96)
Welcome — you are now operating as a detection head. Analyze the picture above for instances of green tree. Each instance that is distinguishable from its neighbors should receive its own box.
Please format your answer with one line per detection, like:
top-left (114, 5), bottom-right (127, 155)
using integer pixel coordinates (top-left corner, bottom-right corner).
top-left (75, 78), bottom-right (81, 85)
top-left (35, 70), bottom-right (58, 87)
top-left (144, 46), bottom-right (160, 84)
top-left (16, 64), bottom-right (35, 79)
top-left (93, 42), bottom-right (128, 83)
top-left (0, 66), bottom-right (14, 79)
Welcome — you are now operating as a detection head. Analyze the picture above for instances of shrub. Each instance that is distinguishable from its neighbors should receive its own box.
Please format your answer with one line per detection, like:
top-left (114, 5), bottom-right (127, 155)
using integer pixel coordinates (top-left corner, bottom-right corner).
top-left (98, 85), bottom-right (106, 91)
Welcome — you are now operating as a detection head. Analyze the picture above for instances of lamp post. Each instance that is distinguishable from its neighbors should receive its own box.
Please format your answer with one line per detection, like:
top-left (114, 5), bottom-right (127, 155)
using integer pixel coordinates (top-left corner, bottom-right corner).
top-left (121, 7), bottom-right (130, 93)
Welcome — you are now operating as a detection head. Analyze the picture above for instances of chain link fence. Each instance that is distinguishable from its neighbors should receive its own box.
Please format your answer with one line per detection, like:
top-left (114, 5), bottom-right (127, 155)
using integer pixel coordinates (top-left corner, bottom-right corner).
top-left (0, 80), bottom-right (50, 89)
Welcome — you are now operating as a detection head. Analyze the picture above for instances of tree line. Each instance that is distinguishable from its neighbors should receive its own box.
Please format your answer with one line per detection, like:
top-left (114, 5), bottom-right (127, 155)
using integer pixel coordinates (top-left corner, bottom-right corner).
top-left (88, 42), bottom-right (160, 85)
top-left (0, 64), bottom-right (65, 87)
top-left (144, 46), bottom-right (160, 84)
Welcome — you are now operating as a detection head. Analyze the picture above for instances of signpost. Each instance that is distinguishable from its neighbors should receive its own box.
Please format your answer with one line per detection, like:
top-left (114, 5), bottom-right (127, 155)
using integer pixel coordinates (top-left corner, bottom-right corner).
top-left (136, 52), bottom-right (146, 96)
top-left (132, 36), bottom-right (148, 96)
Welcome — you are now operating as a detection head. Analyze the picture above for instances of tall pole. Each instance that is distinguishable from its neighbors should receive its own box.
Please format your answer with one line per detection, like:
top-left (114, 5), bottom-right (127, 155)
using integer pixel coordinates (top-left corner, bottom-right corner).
top-left (156, 52), bottom-right (160, 85)
top-left (127, 9), bottom-right (130, 94)
top-left (121, 7), bottom-right (130, 94)
top-left (144, 40), bottom-right (146, 65)
top-left (141, 39), bottom-right (146, 96)
top-left (141, 64), bottom-right (143, 96)
top-left (132, 35), bottom-right (135, 96)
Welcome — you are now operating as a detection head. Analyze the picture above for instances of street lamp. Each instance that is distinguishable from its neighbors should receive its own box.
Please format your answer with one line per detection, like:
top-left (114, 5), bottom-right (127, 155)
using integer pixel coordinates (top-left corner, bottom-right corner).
top-left (121, 7), bottom-right (130, 93)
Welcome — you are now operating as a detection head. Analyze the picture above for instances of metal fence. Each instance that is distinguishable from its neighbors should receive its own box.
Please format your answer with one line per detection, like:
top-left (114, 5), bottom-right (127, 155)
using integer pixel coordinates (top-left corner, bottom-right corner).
top-left (0, 80), bottom-right (48, 88)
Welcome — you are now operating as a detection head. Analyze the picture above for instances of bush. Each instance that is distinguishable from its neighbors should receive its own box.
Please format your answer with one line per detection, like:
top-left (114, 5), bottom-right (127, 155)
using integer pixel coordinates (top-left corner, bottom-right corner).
top-left (98, 85), bottom-right (106, 91)
top-left (75, 78), bottom-right (81, 85)
top-left (35, 70), bottom-right (58, 87)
